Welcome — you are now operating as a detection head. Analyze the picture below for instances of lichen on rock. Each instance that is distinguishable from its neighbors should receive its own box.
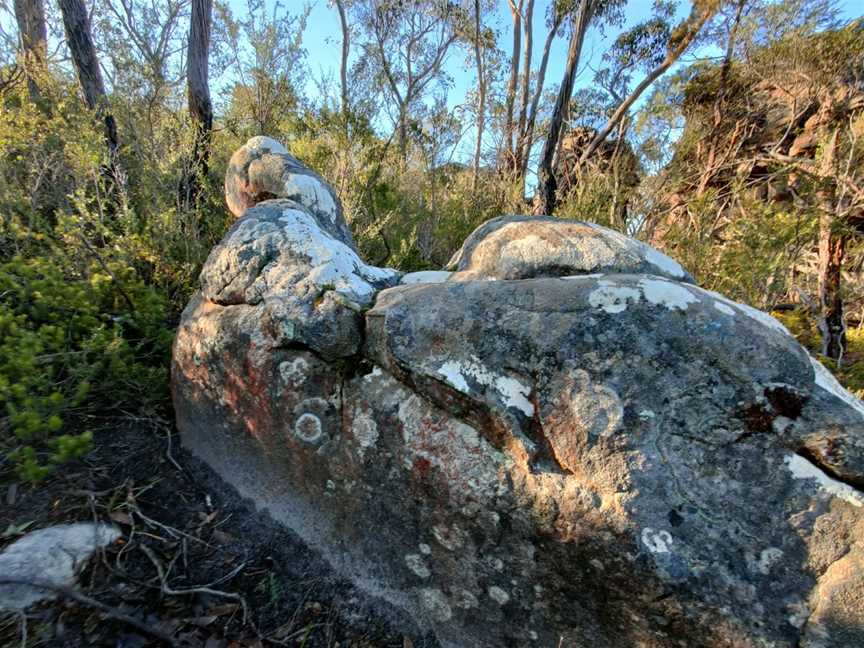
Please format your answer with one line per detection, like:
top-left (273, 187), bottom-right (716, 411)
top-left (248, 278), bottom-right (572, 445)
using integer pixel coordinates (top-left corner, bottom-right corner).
top-left (173, 137), bottom-right (864, 648)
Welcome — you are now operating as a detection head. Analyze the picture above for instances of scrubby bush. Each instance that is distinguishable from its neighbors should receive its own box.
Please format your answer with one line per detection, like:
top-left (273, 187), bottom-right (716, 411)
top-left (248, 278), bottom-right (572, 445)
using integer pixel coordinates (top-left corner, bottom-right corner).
top-left (0, 79), bottom-right (225, 481)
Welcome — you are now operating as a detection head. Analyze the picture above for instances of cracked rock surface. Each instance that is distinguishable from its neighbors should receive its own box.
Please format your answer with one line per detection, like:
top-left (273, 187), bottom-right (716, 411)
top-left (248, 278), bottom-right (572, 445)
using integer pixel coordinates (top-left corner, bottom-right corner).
top-left (173, 137), bottom-right (864, 648)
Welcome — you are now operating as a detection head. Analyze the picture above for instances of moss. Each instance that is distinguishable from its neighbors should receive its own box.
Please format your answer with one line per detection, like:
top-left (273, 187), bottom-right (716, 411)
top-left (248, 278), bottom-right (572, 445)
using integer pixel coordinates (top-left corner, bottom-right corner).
top-left (774, 310), bottom-right (864, 398)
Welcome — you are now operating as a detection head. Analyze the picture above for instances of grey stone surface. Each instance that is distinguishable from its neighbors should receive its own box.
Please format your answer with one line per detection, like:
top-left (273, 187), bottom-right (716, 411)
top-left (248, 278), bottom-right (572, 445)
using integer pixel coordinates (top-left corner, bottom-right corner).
top-left (447, 215), bottom-right (695, 283)
top-left (173, 140), bottom-right (864, 647)
top-left (224, 136), bottom-right (355, 248)
top-left (0, 523), bottom-right (120, 610)
top-left (198, 199), bottom-right (399, 359)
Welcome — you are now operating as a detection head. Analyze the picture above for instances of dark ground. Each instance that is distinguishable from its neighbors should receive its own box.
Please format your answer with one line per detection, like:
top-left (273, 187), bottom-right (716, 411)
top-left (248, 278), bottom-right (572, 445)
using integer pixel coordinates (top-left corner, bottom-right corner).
top-left (0, 416), bottom-right (437, 648)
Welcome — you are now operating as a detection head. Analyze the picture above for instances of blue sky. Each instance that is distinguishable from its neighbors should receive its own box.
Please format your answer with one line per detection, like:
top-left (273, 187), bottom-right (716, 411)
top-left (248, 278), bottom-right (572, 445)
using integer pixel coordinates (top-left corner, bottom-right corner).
top-left (287, 0), bottom-right (861, 167)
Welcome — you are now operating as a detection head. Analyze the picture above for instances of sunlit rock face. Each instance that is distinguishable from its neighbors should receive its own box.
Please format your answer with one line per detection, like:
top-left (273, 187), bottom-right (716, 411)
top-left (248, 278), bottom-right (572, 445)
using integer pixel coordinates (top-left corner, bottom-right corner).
top-left (447, 215), bottom-right (695, 283)
top-left (224, 135), bottom-right (355, 248)
top-left (174, 137), bottom-right (864, 648)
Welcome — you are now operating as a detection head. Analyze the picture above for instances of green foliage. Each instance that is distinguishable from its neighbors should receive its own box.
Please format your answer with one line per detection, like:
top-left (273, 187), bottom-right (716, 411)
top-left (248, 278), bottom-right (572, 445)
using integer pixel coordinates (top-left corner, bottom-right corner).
top-left (659, 192), bottom-right (819, 309)
top-left (0, 77), bottom-right (225, 481)
top-left (775, 310), bottom-right (864, 399)
top-left (0, 252), bottom-right (171, 481)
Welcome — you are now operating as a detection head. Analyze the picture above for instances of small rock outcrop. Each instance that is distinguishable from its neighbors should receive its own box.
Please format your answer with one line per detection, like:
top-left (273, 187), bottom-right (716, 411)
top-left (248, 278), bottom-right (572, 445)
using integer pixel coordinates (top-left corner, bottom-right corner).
top-left (447, 215), bottom-right (694, 282)
top-left (173, 137), bottom-right (864, 648)
top-left (0, 523), bottom-right (120, 610)
top-left (224, 136), bottom-right (355, 247)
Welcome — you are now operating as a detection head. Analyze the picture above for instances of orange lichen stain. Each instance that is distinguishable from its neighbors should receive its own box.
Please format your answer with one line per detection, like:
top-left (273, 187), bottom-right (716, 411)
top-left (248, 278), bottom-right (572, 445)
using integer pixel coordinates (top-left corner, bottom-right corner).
top-left (413, 456), bottom-right (433, 475)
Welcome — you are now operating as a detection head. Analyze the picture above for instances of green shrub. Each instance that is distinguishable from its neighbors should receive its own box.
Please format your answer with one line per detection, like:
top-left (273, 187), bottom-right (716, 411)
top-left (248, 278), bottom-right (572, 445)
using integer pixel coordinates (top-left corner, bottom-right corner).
top-left (0, 253), bottom-right (172, 481)
top-left (0, 79), bottom-right (219, 481)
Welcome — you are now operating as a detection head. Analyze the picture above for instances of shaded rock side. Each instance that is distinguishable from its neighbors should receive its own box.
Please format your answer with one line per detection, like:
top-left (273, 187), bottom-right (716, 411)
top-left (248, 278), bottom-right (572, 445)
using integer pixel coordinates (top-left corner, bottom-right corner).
top-left (447, 215), bottom-right (695, 283)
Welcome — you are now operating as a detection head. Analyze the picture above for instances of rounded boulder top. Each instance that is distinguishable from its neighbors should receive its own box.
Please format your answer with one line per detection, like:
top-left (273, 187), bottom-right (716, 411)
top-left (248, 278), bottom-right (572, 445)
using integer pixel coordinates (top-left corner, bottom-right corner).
top-left (447, 214), bottom-right (694, 283)
top-left (224, 136), bottom-right (355, 249)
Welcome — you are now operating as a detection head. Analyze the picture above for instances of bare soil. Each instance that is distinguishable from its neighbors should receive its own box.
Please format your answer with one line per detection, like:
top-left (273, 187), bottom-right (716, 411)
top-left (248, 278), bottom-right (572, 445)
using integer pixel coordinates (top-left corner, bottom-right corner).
top-left (0, 416), bottom-right (437, 648)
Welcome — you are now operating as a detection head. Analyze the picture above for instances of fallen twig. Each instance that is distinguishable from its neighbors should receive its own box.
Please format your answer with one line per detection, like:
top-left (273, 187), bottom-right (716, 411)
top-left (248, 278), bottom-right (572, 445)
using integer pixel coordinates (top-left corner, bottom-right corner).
top-left (140, 545), bottom-right (249, 623)
top-left (0, 578), bottom-right (178, 646)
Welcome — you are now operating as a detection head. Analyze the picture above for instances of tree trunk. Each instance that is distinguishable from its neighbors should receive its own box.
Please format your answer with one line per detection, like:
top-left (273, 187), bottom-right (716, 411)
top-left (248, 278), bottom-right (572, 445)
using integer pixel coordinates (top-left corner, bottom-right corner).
top-left (517, 12), bottom-right (563, 187)
top-left (577, 2), bottom-right (717, 166)
top-left (534, 0), bottom-right (592, 216)
top-left (58, 0), bottom-right (120, 160)
top-left (502, 0), bottom-right (522, 170)
top-left (817, 129), bottom-right (846, 361)
top-left (818, 206), bottom-right (847, 361)
top-left (335, 0), bottom-right (350, 119)
top-left (471, 0), bottom-right (486, 191)
top-left (696, 0), bottom-right (744, 198)
top-left (13, 0), bottom-right (47, 103)
top-left (514, 0), bottom-right (534, 171)
top-left (397, 107), bottom-right (408, 161)
top-left (182, 0), bottom-right (213, 208)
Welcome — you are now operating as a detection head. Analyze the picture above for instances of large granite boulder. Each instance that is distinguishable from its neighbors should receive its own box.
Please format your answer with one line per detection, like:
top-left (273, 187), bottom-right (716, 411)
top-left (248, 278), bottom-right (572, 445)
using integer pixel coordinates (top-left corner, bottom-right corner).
top-left (173, 138), bottom-right (864, 648)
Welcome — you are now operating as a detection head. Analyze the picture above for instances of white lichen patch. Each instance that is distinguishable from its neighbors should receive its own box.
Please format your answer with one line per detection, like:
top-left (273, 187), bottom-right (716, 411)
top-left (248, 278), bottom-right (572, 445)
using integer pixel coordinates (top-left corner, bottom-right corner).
top-left (419, 543), bottom-right (432, 555)
top-left (638, 277), bottom-right (699, 311)
top-left (562, 273), bottom-right (604, 280)
top-left (206, 207), bottom-right (398, 306)
top-left (278, 356), bottom-right (309, 385)
top-left (585, 276), bottom-right (698, 314)
top-left (283, 173), bottom-right (339, 222)
top-left (261, 208), bottom-right (396, 303)
top-left (643, 245), bottom-right (688, 279)
top-left (588, 284), bottom-right (641, 314)
top-left (405, 554), bottom-right (431, 579)
top-left (294, 412), bottom-right (323, 443)
top-left (568, 370), bottom-right (623, 439)
top-left (498, 229), bottom-right (617, 274)
top-left (784, 452), bottom-right (864, 507)
top-left (419, 588), bottom-right (452, 623)
top-left (436, 356), bottom-right (534, 416)
top-left (351, 408), bottom-right (379, 456)
top-left (246, 135), bottom-right (289, 155)
top-left (488, 585), bottom-right (510, 606)
top-left (713, 301), bottom-right (736, 316)
top-left (452, 588), bottom-right (479, 609)
top-left (641, 527), bottom-right (674, 554)
top-left (810, 356), bottom-right (864, 419)
top-left (787, 601), bottom-right (810, 629)
top-left (400, 270), bottom-right (452, 285)
top-left (756, 547), bottom-right (784, 575)
top-left (432, 524), bottom-right (466, 551)
top-left (437, 360), bottom-right (470, 392)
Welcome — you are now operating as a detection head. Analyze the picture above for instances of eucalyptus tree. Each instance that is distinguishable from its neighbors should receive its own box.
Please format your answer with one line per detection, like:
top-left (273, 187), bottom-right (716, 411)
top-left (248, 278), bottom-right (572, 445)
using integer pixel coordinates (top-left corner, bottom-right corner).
top-left (181, 0), bottom-right (213, 207)
top-left (58, 0), bottom-right (121, 165)
top-left (353, 0), bottom-right (460, 161)
top-left (13, 0), bottom-right (47, 101)
top-left (534, 0), bottom-right (719, 215)
top-left (216, 0), bottom-right (309, 136)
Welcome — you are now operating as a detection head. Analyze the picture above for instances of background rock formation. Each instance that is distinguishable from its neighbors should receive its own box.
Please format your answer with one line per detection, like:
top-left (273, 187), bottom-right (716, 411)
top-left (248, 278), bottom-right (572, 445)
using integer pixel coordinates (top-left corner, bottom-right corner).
top-left (173, 137), bottom-right (864, 648)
